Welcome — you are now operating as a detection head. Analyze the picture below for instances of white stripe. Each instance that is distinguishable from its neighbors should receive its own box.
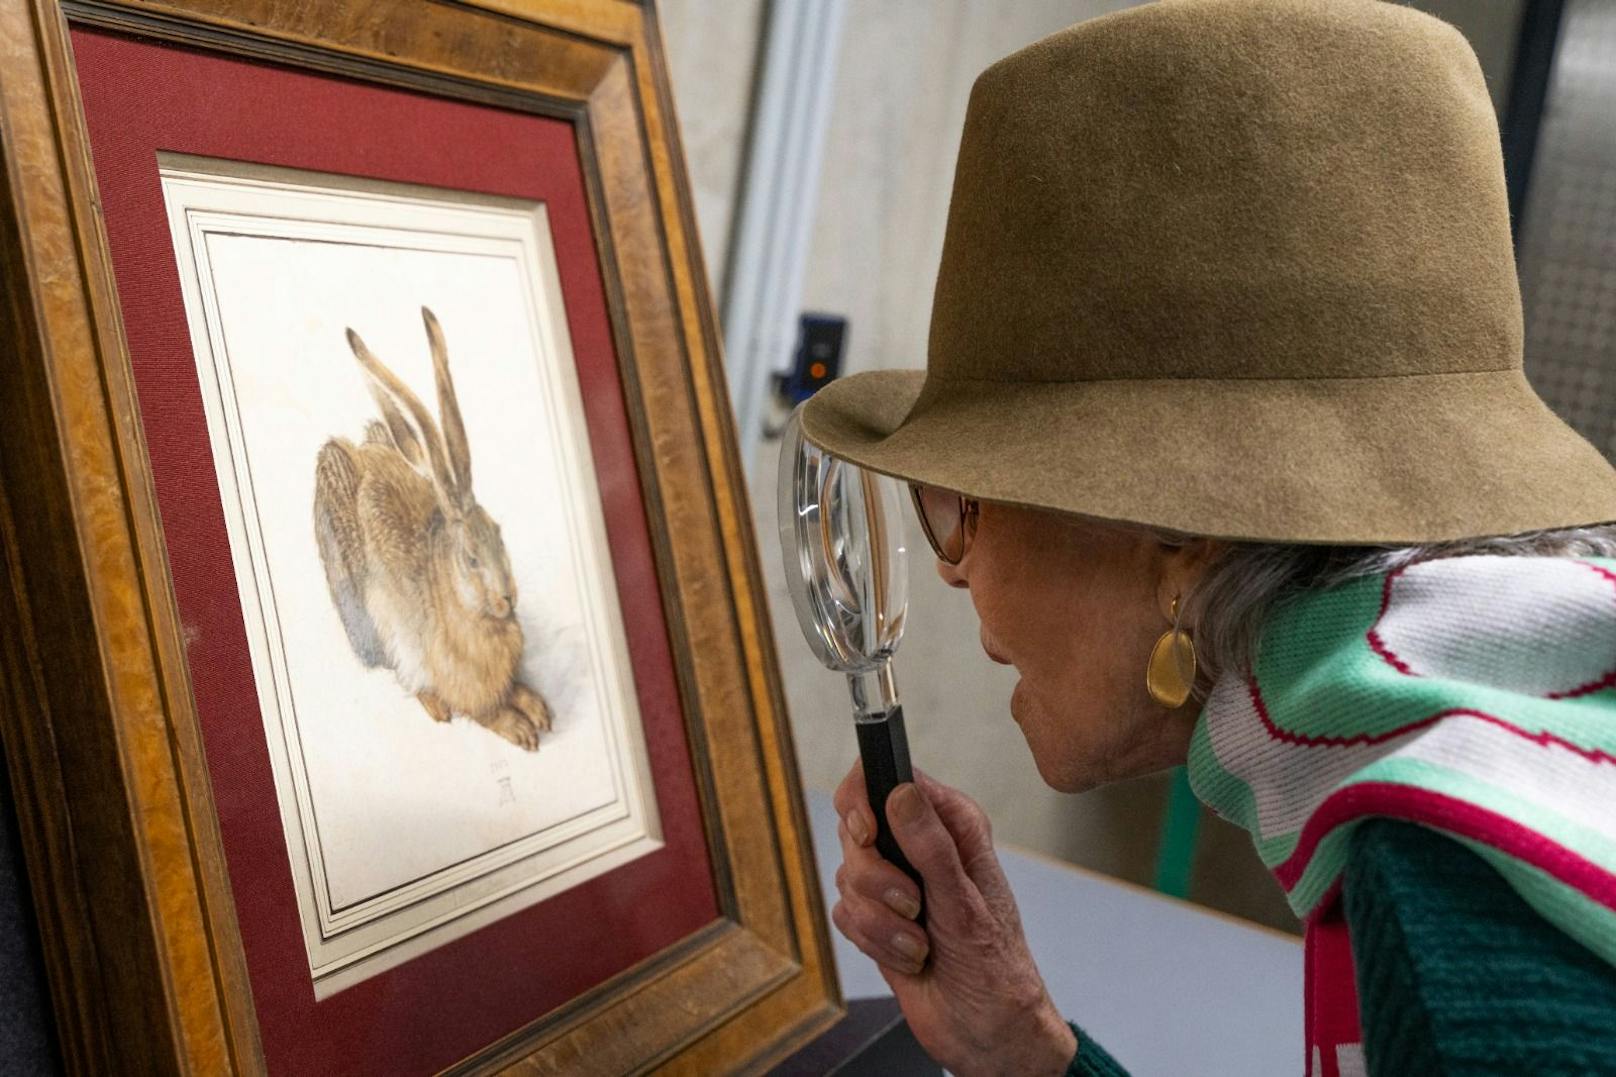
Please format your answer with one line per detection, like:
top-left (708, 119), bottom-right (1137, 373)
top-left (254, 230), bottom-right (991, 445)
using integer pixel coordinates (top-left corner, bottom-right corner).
top-left (1373, 557), bottom-right (1616, 696)
top-left (1205, 678), bottom-right (1616, 845)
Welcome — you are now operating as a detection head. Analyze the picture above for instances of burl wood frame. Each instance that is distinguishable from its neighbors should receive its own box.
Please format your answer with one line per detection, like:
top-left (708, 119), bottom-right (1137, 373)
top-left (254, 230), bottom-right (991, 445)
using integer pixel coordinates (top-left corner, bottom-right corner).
top-left (0, 0), bottom-right (840, 1072)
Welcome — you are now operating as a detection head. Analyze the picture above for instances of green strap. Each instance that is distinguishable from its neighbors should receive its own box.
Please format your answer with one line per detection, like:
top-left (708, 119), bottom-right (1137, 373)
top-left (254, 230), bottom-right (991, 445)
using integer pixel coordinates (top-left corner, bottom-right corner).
top-left (1153, 765), bottom-right (1200, 899)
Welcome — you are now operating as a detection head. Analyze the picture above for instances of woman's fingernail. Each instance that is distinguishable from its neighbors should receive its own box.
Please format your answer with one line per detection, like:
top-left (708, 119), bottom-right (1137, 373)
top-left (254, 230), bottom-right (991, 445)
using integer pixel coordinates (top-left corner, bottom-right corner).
top-left (889, 784), bottom-right (922, 827)
top-left (891, 931), bottom-right (928, 963)
top-left (844, 811), bottom-right (870, 846)
top-left (883, 888), bottom-right (921, 920)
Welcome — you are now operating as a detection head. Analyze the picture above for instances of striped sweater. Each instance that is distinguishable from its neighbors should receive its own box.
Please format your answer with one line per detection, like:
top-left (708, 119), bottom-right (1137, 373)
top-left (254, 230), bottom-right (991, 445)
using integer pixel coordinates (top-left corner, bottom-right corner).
top-left (1064, 819), bottom-right (1616, 1074)
top-left (1071, 554), bottom-right (1616, 1074)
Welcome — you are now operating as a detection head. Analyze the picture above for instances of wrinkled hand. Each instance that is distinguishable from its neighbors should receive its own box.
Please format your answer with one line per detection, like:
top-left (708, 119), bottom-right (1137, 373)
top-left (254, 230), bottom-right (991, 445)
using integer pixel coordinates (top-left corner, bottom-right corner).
top-left (832, 763), bottom-right (1077, 1077)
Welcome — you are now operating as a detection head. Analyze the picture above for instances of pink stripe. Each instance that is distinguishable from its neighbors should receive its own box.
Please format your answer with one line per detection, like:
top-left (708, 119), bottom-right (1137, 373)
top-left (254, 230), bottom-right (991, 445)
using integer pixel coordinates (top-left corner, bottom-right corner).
top-left (1549, 669), bottom-right (1616, 700)
top-left (1304, 912), bottom-right (1362, 1060)
top-left (1366, 559), bottom-right (1616, 696)
top-left (1272, 783), bottom-right (1616, 915)
top-left (1245, 679), bottom-right (1616, 765)
top-left (1548, 562), bottom-right (1616, 699)
top-left (1364, 565), bottom-right (1415, 676)
top-left (1581, 561), bottom-right (1616, 590)
top-left (1307, 878), bottom-right (1345, 927)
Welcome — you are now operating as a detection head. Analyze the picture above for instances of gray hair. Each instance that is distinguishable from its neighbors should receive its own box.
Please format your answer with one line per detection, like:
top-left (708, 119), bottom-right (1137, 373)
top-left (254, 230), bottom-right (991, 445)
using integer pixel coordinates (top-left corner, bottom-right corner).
top-left (1164, 522), bottom-right (1616, 696)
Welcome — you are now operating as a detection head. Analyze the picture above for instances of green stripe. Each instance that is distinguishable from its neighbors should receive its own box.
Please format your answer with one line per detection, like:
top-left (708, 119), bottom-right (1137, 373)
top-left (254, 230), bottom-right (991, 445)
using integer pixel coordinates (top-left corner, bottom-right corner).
top-left (1320, 755), bottom-right (1616, 869)
top-left (1270, 758), bottom-right (1616, 918)
top-left (1186, 710), bottom-right (1300, 864)
top-left (1185, 556), bottom-right (1616, 942)
top-left (1457, 836), bottom-right (1616, 968)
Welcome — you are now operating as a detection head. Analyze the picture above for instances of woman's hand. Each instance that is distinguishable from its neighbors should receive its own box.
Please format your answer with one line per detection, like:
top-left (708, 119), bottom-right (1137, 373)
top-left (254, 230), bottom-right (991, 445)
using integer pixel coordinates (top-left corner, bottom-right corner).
top-left (832, 763), bottom-right (1077, 1077)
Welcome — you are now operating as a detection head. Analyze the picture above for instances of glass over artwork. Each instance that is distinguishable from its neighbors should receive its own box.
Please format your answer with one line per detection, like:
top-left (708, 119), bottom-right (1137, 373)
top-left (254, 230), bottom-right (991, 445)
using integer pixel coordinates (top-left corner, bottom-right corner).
top-left (159, 155), bottom-right (661, 996)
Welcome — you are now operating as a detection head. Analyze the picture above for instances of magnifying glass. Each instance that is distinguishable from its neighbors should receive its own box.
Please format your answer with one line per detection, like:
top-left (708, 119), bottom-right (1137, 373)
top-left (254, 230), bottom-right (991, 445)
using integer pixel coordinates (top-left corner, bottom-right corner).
top-left (777, 405), bottom-right (923, 912)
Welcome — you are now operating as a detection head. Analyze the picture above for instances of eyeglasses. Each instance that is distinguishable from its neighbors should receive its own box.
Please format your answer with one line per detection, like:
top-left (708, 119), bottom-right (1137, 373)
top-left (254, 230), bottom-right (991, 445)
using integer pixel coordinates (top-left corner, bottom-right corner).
top-left (908, 482), bottom-right (979, 565)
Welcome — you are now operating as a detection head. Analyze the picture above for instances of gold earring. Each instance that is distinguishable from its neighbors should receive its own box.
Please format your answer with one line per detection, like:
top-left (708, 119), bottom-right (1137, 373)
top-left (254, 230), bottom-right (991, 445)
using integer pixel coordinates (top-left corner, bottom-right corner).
top-left (1146, 595), bottom-right (1198, 708)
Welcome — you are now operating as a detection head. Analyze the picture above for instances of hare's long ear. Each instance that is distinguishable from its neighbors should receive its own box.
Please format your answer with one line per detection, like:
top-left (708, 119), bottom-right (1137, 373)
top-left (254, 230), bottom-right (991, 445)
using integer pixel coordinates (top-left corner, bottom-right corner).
top-left (346, 328), bottom-right (427, 470)
top-left (345, 327), bottom-right (460, 508)
top-left (422, 307), bottom-right (472, 498)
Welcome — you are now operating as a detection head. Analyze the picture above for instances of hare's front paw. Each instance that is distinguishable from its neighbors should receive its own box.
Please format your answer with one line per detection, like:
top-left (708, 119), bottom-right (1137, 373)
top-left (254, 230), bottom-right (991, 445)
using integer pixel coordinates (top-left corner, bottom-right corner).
top-left (483, 708), bottom-right (541, 752)
top-left (510, 683), bottom-right (553, 733)
top-left (417, 690), bottom-right (453, 723)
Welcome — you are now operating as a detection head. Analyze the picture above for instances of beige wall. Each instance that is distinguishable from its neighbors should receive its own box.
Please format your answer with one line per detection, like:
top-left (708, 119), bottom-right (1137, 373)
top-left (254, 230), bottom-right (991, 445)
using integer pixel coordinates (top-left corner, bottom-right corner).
top-left (664, 0), bottom-right (1186, 893)
top-left (800, 0), bottom-right (1142, 379)
top-left (658, 0), bottom-right (1533, 934)
top-left (655, 0), bottom-right (767, 298)
top-left (793, 0), bottom-right (1207, 885)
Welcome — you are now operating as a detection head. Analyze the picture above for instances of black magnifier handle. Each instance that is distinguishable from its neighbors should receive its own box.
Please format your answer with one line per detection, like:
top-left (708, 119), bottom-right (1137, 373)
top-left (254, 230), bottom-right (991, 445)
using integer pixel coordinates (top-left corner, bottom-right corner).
top-left (855, 705), bottom-right (925, 926)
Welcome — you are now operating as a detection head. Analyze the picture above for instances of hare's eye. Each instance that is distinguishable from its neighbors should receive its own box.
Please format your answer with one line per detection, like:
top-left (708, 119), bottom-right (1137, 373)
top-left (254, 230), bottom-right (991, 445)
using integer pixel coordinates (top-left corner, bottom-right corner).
top-left (468, 555), bottom-right (481, 569)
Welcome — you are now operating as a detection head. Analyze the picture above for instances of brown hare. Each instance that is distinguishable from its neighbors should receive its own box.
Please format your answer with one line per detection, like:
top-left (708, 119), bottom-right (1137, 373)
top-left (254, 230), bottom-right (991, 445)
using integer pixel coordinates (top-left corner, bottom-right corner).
top-left (313, 306), bottom-right (552, 750)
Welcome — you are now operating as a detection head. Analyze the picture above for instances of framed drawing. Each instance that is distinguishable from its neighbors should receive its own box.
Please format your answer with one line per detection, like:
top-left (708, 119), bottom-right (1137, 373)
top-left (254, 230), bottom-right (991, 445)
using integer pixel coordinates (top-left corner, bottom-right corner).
top-left (0, 1), bottom-right (839, 1073)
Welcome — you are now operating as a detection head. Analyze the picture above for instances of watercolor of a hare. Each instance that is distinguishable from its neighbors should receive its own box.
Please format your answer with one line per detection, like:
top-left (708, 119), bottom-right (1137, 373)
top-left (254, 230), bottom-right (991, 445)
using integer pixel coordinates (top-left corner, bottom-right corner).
top-left (313, 306), bottom-right (551, 751)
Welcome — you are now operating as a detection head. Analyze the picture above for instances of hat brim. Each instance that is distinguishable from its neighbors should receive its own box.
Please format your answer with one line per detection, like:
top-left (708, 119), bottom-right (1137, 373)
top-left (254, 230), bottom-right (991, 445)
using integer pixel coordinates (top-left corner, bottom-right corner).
top-left (798, 369), bottom-right (1616, 545)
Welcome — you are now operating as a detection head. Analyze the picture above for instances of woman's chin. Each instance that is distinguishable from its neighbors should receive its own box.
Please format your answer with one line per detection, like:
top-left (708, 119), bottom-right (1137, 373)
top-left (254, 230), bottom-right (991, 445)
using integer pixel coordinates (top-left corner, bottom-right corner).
top-left (1029, 748), bottom-right (1101, 794)
top-left (1011, 685), bottom-right (1095, 791)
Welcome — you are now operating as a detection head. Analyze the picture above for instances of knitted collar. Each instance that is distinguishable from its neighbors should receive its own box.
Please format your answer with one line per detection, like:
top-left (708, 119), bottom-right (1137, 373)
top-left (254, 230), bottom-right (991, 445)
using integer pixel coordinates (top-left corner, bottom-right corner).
top-left (1186, 554), bottom-right (1616, 1077)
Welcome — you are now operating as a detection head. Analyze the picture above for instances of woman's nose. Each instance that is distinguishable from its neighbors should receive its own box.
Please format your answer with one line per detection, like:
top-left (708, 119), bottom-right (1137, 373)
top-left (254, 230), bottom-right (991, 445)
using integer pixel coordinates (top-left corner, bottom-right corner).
top-left (935, 556), bottom-right (969, 589)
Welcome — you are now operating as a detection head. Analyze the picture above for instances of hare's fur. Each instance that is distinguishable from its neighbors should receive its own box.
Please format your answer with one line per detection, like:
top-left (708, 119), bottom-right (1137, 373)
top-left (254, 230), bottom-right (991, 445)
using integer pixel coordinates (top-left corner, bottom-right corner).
top-left (313, 308), bottom-right (551, 750)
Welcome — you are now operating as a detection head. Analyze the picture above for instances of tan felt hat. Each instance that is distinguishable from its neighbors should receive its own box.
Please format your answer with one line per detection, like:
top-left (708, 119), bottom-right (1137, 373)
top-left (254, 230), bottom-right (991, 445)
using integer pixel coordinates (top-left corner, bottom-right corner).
top-left (800, 0), bottom-right (1616, 544)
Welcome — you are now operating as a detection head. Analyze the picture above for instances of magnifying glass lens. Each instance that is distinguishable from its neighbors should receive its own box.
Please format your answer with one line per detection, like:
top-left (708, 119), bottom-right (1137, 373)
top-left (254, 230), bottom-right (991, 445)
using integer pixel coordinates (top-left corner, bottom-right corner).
top-left (777, 411), bottom-right (907, 675)
top-left (777, 405), bottom-right (924, 907)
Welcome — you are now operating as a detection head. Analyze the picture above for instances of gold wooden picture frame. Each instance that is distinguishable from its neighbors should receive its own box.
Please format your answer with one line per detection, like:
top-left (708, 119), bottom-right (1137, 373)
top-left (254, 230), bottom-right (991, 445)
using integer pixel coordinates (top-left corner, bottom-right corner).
top-left (0, 0), bottom-right (840, 1071)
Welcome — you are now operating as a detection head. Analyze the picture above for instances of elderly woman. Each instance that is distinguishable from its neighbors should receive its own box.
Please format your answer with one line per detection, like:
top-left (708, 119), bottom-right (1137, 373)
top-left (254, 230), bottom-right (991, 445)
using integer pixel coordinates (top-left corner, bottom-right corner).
top-left (799, 1), bottom-right (1616, 1074)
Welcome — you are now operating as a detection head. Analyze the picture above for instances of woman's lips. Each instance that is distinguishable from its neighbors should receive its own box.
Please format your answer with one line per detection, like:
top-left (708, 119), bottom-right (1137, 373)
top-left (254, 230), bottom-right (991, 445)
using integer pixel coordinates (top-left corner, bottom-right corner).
top-left (981, 633), bottom-right (1013, 665)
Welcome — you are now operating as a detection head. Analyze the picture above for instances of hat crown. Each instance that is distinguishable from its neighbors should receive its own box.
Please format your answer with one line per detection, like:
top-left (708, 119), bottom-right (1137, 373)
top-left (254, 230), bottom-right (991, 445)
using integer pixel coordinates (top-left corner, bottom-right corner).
top-left (928, 0), bottom-right (1522, 385)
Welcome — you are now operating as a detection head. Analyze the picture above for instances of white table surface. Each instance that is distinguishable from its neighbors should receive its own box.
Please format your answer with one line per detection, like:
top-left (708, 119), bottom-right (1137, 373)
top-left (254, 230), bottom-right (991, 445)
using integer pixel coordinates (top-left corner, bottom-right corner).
top-left (806, 790), bottom-right (1304, 1076)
